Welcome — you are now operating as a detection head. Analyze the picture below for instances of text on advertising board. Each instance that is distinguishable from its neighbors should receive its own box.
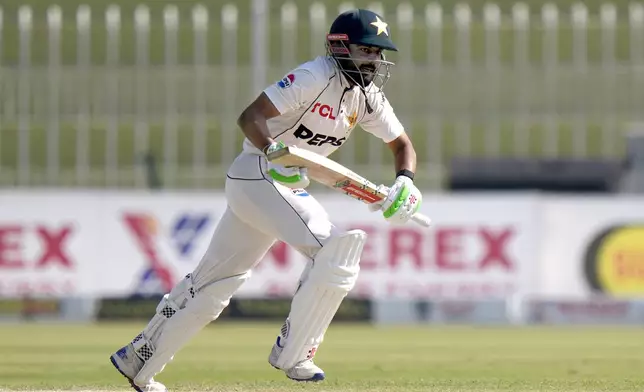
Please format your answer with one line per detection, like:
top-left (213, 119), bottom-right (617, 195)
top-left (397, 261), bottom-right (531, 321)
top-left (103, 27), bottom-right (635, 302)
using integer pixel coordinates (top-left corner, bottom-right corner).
top-left (259, 226), bottom-right (514, 271)
top-left (0, 224), bottom-right (74, 269)
top-left (0, 223), bottom-right (77, 296)
top-left (255, 223), bottom-right (519, 299)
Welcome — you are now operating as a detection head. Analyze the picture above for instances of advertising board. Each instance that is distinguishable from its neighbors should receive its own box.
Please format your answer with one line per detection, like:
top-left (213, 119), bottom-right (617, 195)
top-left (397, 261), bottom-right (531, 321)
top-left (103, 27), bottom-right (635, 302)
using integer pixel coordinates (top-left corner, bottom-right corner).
top-left (539, 197), bottom-right (644, 298)
top-left (0, 191), bottom-right (539, 300)
top-left (525, 297), bottom-right (644, 325)
top-left (373, 298), bottom-right (510, 325)
top-left (0, 192), bottom-right (99, 297)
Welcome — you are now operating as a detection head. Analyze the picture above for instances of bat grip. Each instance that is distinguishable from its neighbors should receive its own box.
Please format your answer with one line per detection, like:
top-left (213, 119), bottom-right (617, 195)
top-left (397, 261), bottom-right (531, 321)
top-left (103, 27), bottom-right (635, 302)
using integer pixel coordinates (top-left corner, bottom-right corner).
top-left (412, 213), bottom-right (432, 228)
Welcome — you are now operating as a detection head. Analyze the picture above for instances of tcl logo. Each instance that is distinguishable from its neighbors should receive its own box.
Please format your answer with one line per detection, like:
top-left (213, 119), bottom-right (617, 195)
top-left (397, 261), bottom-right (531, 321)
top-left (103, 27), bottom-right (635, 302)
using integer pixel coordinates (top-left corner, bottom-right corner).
top-left (311, 102), bottom-right (337, 120)
top-left (0, 224), bottom-right (74, 269)
top-left (294, 124), bottom-right (346, 147)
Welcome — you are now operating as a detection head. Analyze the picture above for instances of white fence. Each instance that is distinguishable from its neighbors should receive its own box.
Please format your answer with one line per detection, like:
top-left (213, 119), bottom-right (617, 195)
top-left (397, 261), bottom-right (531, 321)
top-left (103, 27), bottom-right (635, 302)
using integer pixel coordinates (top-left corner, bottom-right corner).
top-left (0, 1), bottom-right (643, 189)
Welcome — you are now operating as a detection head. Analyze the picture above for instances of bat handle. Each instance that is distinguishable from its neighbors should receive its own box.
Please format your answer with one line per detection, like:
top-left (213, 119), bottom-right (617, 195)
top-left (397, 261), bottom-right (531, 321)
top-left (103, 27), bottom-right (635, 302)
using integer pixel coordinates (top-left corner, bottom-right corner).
top-left (412, 213), bottom-right (432, 228)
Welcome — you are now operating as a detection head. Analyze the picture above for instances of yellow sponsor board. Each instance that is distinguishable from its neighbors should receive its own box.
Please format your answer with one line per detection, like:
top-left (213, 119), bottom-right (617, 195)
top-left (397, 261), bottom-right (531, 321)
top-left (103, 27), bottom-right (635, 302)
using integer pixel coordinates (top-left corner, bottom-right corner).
top-left (585, 225), bottom-right (644, 295)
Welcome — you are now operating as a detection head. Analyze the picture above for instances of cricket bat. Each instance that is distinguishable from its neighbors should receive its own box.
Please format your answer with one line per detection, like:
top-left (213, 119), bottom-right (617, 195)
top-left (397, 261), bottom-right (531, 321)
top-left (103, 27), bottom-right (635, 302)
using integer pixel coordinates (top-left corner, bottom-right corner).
top-left (266, 145), bottom-right (431, 228)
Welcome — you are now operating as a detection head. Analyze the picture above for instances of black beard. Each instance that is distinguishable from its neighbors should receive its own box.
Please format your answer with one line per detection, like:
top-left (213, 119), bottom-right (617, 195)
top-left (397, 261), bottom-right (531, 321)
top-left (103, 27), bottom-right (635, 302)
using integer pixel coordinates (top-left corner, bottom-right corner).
top-left (337, 58), bottom-right (375, 87)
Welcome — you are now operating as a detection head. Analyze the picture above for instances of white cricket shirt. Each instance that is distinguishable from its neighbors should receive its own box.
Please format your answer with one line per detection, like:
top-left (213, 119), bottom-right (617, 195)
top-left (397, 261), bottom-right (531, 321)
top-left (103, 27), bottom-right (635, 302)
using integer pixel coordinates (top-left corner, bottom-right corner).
top-left (242, 56), bottom-right (405, 157)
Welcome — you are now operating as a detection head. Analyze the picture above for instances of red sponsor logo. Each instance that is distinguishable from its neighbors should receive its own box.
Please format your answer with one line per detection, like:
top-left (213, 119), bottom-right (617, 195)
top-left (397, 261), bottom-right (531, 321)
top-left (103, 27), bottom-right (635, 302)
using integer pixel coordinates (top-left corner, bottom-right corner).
top-left (259, 226), bottom-right (514, 271)
top-left (0, 223), bottom-right (76, 296)
top-left (377, 226), bottom-right (514, 271)
top-left (256, 224), bottom-right (518, 298)
top-left (278, 74), bottom-right (295, 88)
top-left (327, 33), bottom-right (349, 41)
top-left (311, 102), bottom-right (337, 120)
top-left (0, 224), bottom-right (74, 269)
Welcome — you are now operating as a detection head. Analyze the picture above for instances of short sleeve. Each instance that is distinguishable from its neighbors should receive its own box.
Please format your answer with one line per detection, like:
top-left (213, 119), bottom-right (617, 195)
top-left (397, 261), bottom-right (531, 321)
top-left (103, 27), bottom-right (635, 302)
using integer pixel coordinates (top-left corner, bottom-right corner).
top-left (359, 93), bottom-right (405, 143)
top-left (263, 68), bottom-right (325, 115)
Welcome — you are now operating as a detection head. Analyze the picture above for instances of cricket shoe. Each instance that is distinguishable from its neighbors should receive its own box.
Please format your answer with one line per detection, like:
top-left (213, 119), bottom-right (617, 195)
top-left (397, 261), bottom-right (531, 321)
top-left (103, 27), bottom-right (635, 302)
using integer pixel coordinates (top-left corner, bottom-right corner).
top-left (268, 336), bottom-right (325, 382)
top-left (110, 343), bottom-right (167, 392)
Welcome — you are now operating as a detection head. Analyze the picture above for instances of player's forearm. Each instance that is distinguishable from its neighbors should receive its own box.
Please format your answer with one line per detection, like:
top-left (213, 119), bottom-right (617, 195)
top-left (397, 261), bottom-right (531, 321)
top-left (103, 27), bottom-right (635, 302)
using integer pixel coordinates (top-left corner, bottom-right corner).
top-left (237, 112), bottom-right (275, 152)
top-left (237, 92), bottom-right (282, 152)
top-left (387, 133), bottom-right (417, 176)
top-left (392, 140), bottom-right (416, 175)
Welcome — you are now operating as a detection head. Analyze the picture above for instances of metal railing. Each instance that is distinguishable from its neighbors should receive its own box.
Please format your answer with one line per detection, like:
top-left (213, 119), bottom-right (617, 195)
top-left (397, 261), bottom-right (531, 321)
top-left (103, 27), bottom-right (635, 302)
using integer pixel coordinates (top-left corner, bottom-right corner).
top-left (0, 0), bottom-right (642, 189)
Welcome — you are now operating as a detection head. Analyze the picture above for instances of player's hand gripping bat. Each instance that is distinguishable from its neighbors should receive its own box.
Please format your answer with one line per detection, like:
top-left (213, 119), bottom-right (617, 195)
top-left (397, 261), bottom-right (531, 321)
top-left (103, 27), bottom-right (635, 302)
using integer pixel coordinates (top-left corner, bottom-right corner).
top-left (266, 145), bottom-right (432, 228)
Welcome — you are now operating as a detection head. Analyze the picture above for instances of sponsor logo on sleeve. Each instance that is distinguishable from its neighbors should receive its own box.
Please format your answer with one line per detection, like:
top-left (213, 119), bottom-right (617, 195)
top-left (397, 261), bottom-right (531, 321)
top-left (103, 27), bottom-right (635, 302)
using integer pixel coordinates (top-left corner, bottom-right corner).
top-left (278, 74), bottom-right (295, 88)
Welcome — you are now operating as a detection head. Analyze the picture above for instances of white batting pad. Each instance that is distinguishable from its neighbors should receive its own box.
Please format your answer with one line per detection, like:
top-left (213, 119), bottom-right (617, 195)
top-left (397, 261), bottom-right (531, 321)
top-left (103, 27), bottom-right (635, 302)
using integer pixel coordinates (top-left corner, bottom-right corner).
top-left (135, 272), bottom-right (250, 385)
top-left (125, 273), bottom-right (197, 368)
top-left (274, 230), bottom-right (366, 370)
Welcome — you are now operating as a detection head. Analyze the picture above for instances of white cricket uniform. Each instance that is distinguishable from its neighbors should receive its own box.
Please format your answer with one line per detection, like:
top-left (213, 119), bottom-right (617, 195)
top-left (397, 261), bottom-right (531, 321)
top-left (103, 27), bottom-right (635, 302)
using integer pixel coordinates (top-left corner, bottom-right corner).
top-left (192, 56), bottom-right (405, 284)
top-left (121, 56), bottom-right (407, 386)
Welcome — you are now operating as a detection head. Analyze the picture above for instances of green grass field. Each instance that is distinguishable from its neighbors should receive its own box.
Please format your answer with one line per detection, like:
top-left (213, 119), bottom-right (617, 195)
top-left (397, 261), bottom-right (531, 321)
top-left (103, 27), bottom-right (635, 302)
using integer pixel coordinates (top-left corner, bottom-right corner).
top-left (1, 322), bottom-right (643, 391)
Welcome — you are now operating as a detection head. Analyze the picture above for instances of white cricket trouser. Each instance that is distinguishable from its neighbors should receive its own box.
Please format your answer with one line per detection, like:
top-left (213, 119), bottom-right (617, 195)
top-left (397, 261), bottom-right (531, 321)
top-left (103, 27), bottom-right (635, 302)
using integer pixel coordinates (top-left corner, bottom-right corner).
top-left (192, 150), bottom-right (339, 287)
top-left (130, 151), bottom-right (350, 385)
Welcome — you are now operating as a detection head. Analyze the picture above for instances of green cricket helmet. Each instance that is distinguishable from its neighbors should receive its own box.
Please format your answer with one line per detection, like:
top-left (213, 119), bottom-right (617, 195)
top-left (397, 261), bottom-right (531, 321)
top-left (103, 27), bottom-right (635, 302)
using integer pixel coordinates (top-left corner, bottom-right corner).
top-left (326, 9), bottom-right (397, 92)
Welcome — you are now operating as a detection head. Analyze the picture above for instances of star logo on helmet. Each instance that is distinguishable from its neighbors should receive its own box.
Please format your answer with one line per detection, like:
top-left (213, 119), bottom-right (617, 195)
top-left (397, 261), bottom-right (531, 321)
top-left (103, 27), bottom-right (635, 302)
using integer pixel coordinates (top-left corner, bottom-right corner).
top-left (370, 16), bottom-right (389, 36)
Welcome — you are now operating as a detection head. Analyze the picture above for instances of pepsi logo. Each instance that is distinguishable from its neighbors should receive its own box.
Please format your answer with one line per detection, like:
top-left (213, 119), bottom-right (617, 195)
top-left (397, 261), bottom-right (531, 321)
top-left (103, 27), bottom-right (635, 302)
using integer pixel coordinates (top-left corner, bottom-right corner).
top-left (278, 74), bottom-right (295, 88)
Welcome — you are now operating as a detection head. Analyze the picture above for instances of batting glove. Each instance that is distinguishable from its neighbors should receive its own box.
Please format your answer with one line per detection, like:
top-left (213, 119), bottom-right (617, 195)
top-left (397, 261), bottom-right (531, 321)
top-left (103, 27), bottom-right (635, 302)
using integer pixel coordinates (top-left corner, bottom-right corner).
top-left (372, 176), bottom-right (422, 225)
top-left (264, 142), bottom-right (310, 189)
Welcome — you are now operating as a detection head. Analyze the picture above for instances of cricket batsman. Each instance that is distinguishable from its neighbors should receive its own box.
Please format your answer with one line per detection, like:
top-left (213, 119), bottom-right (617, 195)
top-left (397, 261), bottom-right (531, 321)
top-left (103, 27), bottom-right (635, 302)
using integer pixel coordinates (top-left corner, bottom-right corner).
top-left (110, 8), bottom-right (424, 391)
